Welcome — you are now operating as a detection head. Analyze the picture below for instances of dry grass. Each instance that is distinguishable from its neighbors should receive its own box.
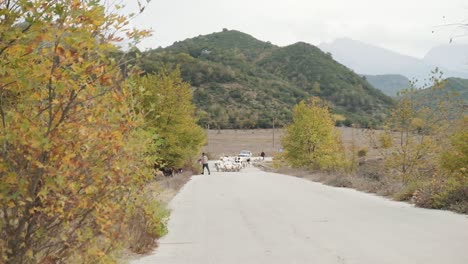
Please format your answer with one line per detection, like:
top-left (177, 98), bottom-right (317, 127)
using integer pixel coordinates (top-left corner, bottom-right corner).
top-left (202, 128), bottom-right (283, 158)
top-left (126, 171), bottom-right (194, 254)
top-left (154, 170), bottom-right (195, 204)
top-left (258, 159), bottom-right (402, 197)
top-left (120, 170), bottom-right (195, 261)
top-left (202, 127), bottom-right (382, 159)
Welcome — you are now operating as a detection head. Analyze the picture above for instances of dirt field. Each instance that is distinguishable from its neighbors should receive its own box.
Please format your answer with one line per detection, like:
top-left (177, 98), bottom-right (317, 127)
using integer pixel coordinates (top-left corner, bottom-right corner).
top-left (202, 127), bottom-right (380, 159)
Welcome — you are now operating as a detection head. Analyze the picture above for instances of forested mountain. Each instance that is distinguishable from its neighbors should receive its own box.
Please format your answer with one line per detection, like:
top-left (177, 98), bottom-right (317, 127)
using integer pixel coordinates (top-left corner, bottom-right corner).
top-left (256, 42), bottom-right (393, 124)
top-left (364, 74), bottom-right (411, 96)
top-left (413, 77), bottom-right (468, 104)
top-left (441, 78), bottom-right (468, 102)
top-left (138, 30), bottom-right (394, 128)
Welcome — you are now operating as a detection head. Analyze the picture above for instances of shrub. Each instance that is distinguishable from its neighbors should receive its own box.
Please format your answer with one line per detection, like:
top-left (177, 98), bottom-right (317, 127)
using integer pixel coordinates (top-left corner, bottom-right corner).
top-left (0, 1), bottom-right (155, 262)
top-left (412, 177), bottom-right (468, 213)
top-left (440, 116), bottom-right (467, 177)
top-left (125, 190), bottom-right (169, 254)
top-left (357, 148), bottom-right (368, 158)
top-left (326, 175), bottom-right (352, 188)
top-left (378, 132), bottom-right (393, 149)
top-left (394, 180), bottom-right (423, 201)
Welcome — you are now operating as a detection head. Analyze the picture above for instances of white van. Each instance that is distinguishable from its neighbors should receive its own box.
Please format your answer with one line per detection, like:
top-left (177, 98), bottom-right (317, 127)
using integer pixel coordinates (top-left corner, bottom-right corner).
top-left (238, 150), bottom-right (252, 157)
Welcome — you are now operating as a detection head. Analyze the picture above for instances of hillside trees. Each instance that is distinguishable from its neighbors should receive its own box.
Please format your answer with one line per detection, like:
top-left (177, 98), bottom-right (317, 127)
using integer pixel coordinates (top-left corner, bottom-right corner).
top-left (256, 42), bottom-right (393, 127)
top-left (378, 75), bottom-right (464, 182)
top-left (281, 97), bottom-right (347, 171)
top-left (131, 69), bottom-right (206, 169)
top-left (138, 31), bottom-right (394, 129)
top-left (375, 74), bottom-right (467, 212)
top-left (0, 0), bottom-right (169, 263)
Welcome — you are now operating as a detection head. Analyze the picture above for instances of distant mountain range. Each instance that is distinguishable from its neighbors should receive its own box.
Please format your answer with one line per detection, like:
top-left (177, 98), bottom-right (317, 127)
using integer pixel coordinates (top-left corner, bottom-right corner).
top-left (138, 30), bottom-right (394, 128)
top-left (424, 44), bottom-right (468, 74)
top-left (319, 38), bottom-right (468, 85)
top-left (363, 74), bottom-right (411, 97)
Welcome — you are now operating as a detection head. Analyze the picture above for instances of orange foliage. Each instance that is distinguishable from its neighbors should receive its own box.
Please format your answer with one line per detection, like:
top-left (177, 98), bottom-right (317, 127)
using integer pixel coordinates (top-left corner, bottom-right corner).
top-left (0, 0), bottom-right (154, 263)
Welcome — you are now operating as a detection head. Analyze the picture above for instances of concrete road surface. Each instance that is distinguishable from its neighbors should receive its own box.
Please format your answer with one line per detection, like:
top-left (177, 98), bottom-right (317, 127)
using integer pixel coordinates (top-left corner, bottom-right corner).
top-left (132, 166), bottom-right (468, 264)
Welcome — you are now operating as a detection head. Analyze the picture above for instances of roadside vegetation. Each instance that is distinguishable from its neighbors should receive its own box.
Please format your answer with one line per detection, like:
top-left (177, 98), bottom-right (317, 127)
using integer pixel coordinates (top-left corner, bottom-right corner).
top-left (275, 76), bottom-right (467, 214)
top-left (373, 75), bottom-right (466, 212)
top-left (0, 1), bottom-right (204, 263)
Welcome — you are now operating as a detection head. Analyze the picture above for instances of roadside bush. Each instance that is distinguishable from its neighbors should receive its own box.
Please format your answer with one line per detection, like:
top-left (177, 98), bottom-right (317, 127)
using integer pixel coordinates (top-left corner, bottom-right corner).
top-left (439, 116), bottom-right (467, 178)
top-left (0, 1), bottom-right (176, 262)
top-left (125, 190), bottom-right (169, 254)
top-left (357, 147), bottom-right (368, 158)
top-left (412, 183), bottom-right (440, 209)
top-left (378, 132), bottom-right (393, 149)
top-left (411, 176), bottom-right (467, 213)
top-left (394, 180), bottom-right (423, 201)
top-left (442, 186), bottom-right (468, 214)
top-left (433, 178), bottom-right (468, 213)
top-left (325, 175), bottom-right (352, 188)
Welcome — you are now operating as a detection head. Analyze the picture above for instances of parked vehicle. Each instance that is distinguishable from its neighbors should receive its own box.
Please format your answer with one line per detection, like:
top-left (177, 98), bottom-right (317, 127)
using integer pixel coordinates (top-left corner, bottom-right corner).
top-left (238, 150), bottom-right (252, 157)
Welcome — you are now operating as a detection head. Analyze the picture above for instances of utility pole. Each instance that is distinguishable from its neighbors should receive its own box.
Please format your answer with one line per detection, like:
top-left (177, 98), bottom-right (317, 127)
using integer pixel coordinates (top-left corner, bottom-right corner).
top-left (206, 124), bottom-right (210, 153)
top-left (272, 117), bottom-right (275, 149)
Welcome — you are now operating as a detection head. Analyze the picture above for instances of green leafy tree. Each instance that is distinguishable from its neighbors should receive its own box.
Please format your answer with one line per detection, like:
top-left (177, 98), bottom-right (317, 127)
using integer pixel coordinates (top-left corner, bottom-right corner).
top-left (281, 97), bottom-right (347, 171)
top-left (132, 69), bottom-right (206, 168)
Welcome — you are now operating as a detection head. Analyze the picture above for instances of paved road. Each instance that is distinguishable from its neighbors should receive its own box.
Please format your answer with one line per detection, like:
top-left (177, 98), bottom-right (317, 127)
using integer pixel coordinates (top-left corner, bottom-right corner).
top-left (132, 166), bottom-right (468, 264)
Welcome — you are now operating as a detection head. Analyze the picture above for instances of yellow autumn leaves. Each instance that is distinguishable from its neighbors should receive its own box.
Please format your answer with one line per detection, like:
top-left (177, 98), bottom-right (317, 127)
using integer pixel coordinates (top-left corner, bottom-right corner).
top-left (0, 1), bottom-right (197, 263)
top-left (281, 97), bottom-right (347, 171)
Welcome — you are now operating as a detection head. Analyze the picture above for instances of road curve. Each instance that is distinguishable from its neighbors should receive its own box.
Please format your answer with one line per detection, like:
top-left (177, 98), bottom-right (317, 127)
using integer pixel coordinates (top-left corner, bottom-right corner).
top-left (132, 165), bottom-right (468, 264)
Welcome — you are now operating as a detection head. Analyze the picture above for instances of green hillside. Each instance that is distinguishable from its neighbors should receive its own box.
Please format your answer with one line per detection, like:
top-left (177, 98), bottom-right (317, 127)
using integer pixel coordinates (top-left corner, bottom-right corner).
top-left (440, 78), bottom-right (468, 102)
top-left (139, 30), bottom-right (394, 128)
top-left (410, 77), bottom-right (468, 112)
top-left (364, 74), bottom-right (411, 96)
top-left (257, 42), bottom-right (394, 124)
top-left (166, 29), bottom-right (275, 61)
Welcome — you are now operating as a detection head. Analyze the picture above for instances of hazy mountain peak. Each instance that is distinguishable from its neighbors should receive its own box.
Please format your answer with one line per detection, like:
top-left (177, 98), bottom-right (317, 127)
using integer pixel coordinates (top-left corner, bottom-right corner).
top-left (319, 38), bottom-right (468, 82)
top-left (423, 44), bottom-right (468, 73)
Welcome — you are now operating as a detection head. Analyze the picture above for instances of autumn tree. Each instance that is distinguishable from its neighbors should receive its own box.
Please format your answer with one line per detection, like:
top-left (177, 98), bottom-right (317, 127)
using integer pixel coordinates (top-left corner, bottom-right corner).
top-left (430, 115), bottom-right (468, 212)
top-left (377, 72), bottom-right (464, 183)
top-left (440, 116), bottom-right (468, 177)
top-left (370, 71), bottom-right (467, 211)
top-left (0, 0), bottom-right (161, 263)
top-left (281, 97), bottom-right (346, 171)
top-left (131, 69), bottom-right (206, 169)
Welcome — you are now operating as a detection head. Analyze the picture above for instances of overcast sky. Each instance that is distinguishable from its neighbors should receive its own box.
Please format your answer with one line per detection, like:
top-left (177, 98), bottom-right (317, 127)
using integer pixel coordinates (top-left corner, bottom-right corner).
top-left (124, 0), bottom-right (468, 58)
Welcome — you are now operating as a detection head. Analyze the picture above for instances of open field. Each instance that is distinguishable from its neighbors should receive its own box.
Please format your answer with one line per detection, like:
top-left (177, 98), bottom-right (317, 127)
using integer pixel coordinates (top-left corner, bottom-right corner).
top-left (202, 129), bottom-right (283, 158)
top-left (202, 127), bottom-right (380, 159)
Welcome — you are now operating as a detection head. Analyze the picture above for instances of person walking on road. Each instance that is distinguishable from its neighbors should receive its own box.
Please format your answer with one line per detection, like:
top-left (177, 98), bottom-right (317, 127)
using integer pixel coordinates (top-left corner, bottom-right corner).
top-left (260, 151), bottom-right (265, 160)
top-left (201, 153), bottom-right (210, 175)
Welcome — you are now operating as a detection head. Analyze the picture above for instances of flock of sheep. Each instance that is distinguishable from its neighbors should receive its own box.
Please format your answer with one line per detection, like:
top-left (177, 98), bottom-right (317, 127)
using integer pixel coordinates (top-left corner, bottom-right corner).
top-left (214, 156), bottom-right (264, 172)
